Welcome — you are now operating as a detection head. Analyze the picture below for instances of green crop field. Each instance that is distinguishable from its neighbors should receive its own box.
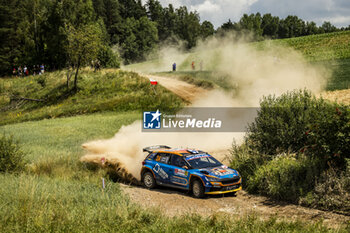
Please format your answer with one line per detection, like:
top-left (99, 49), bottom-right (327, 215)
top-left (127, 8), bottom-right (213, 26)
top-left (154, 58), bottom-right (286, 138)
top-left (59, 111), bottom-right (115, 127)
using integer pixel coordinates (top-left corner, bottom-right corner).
top-left (262, 31), bottom-right (350, 61)
top-left (259, 31), bottom-right (350, 90)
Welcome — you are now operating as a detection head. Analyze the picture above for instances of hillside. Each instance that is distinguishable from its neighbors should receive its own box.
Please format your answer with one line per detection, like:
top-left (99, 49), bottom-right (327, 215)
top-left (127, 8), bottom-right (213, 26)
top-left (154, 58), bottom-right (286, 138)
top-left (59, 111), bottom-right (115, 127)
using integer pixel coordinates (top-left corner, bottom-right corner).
top-left (130, 31), bottom-right (350, 91)
top-left (0, 69), bottom-right (183, 125)
top-left (258, 31), bottom-right (350, 61)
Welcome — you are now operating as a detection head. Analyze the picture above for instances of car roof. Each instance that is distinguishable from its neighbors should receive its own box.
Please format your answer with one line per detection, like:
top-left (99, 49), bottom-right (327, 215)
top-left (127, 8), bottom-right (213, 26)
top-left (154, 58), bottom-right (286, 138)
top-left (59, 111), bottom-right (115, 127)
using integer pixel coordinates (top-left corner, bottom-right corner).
top-left (151, 148), bottom-right (206, 156)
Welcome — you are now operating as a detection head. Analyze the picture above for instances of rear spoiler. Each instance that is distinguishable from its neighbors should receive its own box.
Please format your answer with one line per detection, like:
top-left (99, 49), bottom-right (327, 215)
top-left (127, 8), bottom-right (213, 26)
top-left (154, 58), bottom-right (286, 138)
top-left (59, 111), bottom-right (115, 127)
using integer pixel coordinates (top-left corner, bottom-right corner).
top-left (143, 145), bottom-right (171, 153)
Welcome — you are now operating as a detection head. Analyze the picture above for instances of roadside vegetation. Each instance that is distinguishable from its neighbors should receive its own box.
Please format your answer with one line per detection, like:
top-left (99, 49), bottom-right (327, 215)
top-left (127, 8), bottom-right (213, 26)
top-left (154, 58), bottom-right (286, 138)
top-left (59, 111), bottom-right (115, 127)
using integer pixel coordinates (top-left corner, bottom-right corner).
top-left (1, 113), bottom-right (348, 232)
top-left (0, 69), bottom-right (183, 125)
top-left (154, 71), bottom-right (222, 90)
top-left (230, 90), bottom-right (350, 214)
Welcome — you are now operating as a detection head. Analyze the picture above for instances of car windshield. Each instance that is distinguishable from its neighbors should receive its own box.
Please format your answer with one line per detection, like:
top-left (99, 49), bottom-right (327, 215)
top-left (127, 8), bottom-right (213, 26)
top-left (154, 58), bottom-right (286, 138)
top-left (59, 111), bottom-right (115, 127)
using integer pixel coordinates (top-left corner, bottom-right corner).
top-left (185, 154), bottom-right (222, 169)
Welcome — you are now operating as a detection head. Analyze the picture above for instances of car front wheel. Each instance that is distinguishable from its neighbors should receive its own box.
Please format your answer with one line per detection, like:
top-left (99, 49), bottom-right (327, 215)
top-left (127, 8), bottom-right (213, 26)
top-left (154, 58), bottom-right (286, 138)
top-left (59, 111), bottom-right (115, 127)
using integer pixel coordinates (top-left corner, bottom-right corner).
top-left (192, 180), bottom-right (205, 198)
top-left (143, 171), bottom-right (156, 189)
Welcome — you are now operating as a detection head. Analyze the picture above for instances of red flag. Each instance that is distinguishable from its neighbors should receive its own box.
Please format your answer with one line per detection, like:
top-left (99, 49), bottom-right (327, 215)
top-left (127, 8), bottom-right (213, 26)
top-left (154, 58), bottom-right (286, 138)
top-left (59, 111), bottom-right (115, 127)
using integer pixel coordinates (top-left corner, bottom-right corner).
top-left (150, 79), bottom-right (158, 85)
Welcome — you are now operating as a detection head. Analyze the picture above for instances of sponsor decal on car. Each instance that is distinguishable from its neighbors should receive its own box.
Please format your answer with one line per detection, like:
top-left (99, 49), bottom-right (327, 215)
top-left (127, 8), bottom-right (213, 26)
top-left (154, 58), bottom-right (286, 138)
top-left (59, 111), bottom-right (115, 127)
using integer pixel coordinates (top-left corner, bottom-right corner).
top-left (211, 167), bottom-right (234, 176)
top-left (153, 163), bottom-right (169, 179)
top-left (170, 176), bottom-right (188, 185)
top-left (222, 184), bottom-right (240, 191)
top-left (174, 168), bottom-right (188, 177)
top-left (185, 154), bottom-right (211, 161)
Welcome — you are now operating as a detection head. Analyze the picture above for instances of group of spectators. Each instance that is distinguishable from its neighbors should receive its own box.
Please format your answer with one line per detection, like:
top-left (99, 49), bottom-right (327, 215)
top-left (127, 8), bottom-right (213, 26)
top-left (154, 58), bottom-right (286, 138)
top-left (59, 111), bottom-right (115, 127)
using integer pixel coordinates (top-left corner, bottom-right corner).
top-left (13, 64), bottom-right (45, 77)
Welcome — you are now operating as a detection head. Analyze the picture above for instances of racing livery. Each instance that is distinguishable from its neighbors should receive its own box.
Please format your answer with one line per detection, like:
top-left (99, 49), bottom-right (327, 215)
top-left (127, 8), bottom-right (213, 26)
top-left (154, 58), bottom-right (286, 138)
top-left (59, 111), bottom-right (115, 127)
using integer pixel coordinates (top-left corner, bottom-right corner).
top-left (140, 145), bottom-right (242, 198)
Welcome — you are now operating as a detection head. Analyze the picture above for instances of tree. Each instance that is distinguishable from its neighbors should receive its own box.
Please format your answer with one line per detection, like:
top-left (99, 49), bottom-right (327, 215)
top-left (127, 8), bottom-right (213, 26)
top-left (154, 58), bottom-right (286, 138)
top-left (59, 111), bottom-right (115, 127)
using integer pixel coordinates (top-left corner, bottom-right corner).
top-left (200, 20), bottom-right (214, 39)
top-left (146, 0), bottom-right (167, 41)
top-left (66, 23), bottom-right (102, 90)
top-left (175, 6), bottom-right (201, 48)
top-left (262, 14), bottom-right (279, 38)
top-left (321, 21), bottom-right (337, 33)
top-left (118, 0), bottom-right (146, 19)
top-left (279, 15), bottom-right (305, 38)
top-left (0, 0), bottom-right (22, 75)
top-left (120, 16), bottom-right (158, 63)
top-left (304, 21), bottom-right (319, 35)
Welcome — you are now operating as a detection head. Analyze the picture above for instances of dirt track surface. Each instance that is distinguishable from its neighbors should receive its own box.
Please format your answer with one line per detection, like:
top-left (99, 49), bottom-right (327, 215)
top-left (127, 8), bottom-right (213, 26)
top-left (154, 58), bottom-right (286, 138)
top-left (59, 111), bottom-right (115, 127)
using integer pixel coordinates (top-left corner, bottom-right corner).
top-left (122, 184), bottom-right (349, 228)
top-left (143, 74), bottom-right (208, 103)
top-left (321, 89), bottom-right (350, 105)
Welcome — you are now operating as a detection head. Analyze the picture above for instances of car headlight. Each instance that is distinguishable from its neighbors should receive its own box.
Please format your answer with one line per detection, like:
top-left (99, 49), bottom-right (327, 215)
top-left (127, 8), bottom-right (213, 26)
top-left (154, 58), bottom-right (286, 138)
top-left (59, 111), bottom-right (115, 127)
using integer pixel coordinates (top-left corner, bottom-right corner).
top-left (206, 176), bottom-right (219, 182)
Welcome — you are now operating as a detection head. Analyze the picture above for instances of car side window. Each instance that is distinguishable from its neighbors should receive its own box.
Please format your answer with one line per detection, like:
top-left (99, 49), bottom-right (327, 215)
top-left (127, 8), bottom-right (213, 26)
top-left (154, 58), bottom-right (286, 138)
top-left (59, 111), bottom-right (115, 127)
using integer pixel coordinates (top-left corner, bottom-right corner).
top-left (154, 153), bottom-right (171, 164)
top-left (171, 154), bottom-right (186, 167)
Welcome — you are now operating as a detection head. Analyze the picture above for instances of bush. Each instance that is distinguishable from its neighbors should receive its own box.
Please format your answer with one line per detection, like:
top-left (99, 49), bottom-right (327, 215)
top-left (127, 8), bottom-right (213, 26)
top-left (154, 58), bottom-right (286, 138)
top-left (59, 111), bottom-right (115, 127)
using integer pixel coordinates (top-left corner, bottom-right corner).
top-left (98, 45), bottom-right (120, 68)
top-left (300, 159), bottom-right (350, 213)
top-left (247, 155), bottom-right (322, 202)
top-left (0, 134), bottom-right (26, 173)
top-left (230, 89), bottom-right (350, 209)
top-left (247, 89), bottom-right (350, 167)
top-left (229, 142), bottom-right (270, 187)
top-left (179, 75), bottom-right (214, 89)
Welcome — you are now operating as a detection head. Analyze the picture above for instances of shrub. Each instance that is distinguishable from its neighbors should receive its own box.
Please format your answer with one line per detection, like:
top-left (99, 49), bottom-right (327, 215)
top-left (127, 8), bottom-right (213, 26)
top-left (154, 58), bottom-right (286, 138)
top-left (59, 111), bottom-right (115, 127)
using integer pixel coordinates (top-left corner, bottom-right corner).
top-left (230, 89), bottom-right (349, 208)
top-left (179, 75), bottom-right (214, 89)
top-left (246, 155), bottom-right (322, 202)
top-left (229, 142), bottom-right (270, 187)
top-left (300, 159), bottom-right (350, 213)
top-left (247, 89), bottom-right (350, 167)
top-left (0, 134), bottom-right (26, 173)
top-left (98, 45), bottom-right (120, 68)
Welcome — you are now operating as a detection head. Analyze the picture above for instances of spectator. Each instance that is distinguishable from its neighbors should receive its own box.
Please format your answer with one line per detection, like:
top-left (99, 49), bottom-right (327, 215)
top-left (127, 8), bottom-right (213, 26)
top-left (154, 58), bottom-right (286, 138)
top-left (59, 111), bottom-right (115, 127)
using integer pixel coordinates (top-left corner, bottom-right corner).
top-left (23, 66), bottom-right (28, 76)
top-left (191, 61), bottom-right (195, 70)
top-left (12, 67), bottom-right (17, 76)
top-left (172, 62), bottom-right (176, 71)
top-left (18, 66), bottom-right (22, 76)
top-left (40, 64), bottom-right (45, 74)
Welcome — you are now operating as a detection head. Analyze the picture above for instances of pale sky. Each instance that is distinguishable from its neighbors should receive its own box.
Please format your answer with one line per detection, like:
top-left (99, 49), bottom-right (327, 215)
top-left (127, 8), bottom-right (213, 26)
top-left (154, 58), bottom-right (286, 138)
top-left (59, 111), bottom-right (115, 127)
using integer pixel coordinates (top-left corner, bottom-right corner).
top-left (154, 0), bottom-right (350, 28)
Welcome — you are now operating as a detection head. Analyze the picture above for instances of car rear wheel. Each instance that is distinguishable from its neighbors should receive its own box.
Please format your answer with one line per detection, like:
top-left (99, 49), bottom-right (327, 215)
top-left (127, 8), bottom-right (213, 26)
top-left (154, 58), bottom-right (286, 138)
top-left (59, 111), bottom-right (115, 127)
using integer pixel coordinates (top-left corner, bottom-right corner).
top-left (143, 172), bottom-right (156, 189)
top-left (192, 180), bottom-right (205, 198)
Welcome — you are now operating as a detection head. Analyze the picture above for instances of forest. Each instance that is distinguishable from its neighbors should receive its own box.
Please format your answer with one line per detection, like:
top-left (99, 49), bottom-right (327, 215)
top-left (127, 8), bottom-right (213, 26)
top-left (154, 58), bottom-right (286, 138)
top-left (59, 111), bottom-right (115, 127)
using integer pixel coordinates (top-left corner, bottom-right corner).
top-left (1, 0), bottom-right (349, 76)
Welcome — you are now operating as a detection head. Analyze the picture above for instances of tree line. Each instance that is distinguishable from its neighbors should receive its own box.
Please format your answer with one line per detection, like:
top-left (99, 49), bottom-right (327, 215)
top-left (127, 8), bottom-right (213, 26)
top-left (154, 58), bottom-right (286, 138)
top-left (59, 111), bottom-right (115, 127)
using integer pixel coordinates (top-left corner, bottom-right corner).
top-left (218, 13), bottom-right (349, 40)
top-left (1, 0), bottom-right (349, 76)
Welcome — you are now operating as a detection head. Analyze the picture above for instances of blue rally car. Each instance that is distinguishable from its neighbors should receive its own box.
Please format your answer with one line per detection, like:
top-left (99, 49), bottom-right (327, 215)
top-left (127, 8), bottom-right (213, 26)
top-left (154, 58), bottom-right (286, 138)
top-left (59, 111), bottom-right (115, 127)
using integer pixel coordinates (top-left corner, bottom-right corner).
top-left (140, 145), bottom-right (242, 198)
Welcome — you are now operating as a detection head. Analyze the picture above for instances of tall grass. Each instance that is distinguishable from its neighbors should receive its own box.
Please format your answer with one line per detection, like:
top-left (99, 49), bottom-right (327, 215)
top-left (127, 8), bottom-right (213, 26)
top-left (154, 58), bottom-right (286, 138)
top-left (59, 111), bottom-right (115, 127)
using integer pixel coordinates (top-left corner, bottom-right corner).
top-left (0, 69), bottom-right (184, 125)
top-left (0, 112), bottom-right (139, 163)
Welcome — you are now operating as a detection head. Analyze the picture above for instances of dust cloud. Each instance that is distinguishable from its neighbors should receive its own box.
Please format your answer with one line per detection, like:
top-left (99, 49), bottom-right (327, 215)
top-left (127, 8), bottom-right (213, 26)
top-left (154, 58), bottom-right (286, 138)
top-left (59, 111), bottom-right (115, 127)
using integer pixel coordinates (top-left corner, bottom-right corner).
top-left (82, 33), bottom-right (330, 181)
top-left (81, 122), bottom-right (241, 180)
